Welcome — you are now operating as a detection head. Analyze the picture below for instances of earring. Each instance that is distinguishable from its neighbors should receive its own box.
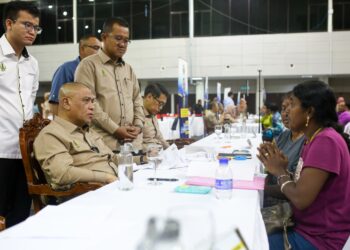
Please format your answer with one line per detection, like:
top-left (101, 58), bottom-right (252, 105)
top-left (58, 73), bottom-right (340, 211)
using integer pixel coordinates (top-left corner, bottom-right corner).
top-left (305, 116), bottom-right (309, 127)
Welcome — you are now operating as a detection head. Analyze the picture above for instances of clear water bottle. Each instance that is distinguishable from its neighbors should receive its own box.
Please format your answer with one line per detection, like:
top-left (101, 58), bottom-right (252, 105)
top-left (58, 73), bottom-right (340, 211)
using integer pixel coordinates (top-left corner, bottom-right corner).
top-left (215, 158), bottom-right (233, 200)
top-left (118, 143), bottom-right (134, 191)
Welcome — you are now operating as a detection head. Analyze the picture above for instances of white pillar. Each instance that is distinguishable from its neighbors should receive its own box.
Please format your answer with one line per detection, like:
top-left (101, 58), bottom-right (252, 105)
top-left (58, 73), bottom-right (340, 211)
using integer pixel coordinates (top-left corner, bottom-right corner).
top-left (171, 94), bottom-right (175, 114)
top-left (328, 0), bottom-right (333, 33)
top-left (319, 76), bottom-right (329, 84)
top-left (255, 71), bottom-right (264, 114)
top-left (73, 0), bottom-right (77, 43)
top-left (195, 81), bottom-right (204, 103)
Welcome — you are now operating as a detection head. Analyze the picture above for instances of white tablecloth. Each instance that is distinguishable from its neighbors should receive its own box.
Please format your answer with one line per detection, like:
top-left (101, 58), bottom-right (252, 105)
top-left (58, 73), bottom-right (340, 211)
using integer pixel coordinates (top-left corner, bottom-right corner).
top-left (0, 134), bottom-right (268, 250)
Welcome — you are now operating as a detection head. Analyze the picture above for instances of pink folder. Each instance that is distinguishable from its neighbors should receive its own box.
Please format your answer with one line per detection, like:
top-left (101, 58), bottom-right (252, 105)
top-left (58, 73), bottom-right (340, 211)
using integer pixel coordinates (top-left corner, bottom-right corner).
top-left (185, 176), bottom-right (265, 190)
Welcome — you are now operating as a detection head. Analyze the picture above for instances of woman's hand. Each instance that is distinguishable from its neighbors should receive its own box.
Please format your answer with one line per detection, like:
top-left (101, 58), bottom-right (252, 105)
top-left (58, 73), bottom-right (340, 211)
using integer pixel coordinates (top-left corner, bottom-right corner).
top-left (257, 142), bottom-right (289, 176)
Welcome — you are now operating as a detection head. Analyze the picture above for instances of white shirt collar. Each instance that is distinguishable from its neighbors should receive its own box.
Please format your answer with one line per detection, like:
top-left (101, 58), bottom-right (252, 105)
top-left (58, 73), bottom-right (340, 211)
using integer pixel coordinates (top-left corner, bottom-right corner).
top-left (0, 34), bottom-right (30, 58)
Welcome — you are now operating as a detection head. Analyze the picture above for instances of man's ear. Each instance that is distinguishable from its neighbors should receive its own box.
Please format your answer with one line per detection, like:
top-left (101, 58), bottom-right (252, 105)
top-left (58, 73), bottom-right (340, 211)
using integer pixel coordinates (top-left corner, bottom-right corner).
top-left (5, 19), bottom-right (13, 32)
top-left (62, 97), bottom-right (71, 110)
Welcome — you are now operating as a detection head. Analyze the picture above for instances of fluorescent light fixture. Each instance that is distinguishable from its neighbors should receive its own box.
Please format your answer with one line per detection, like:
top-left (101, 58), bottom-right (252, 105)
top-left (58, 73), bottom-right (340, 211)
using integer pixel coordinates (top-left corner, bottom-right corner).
top-left (48, 5), bottom-right (53, 9)
top-left (191, 77), bottom-right (203, 81)
top-left (301, 75), bottom-right (313, 78)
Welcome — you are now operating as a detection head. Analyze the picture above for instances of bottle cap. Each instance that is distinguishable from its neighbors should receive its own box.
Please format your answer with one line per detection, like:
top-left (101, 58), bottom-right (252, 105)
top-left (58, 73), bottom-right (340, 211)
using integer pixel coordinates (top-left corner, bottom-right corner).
top-left (219, 158), bottom-right (229, 165)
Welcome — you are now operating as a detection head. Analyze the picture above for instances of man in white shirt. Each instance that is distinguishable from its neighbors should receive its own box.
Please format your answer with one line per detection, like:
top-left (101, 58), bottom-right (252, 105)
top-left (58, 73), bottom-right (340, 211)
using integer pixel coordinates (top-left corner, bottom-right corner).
top-left (0, 1), bottom-right (40, 228)
top-left (223, 91), bottom-right (235, 109)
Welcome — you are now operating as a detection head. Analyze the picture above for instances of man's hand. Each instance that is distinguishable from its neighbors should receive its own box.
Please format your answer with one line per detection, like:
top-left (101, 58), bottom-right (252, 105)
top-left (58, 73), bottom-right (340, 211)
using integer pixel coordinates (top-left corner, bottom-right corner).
top-left (127, 126), bottom-right (142, 136)
top-left (113, 126), bottom-right (137, 140)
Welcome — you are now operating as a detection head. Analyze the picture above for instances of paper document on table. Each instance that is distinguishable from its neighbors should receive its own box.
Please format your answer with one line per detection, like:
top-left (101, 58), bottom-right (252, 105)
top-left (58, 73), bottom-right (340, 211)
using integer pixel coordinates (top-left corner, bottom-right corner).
top-left (0, 205), bottom-right (114, 238)
top-left (186, 161), bottom-right (255, 181)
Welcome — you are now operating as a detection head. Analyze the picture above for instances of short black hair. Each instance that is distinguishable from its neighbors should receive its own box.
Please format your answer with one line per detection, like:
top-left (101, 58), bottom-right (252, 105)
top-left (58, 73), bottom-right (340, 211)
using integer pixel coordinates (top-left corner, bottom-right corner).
top-left (79, 34), bottom-right (99, 47)
top-left (3, 1), bottom-right (40, 30)
top-left (227, 91), bottom-right (233, 97)
top-left (266, 102), bottom-right (279, 112)
top-left (102, 17), bottom-right (129, 33)
top-left (144, 83), bottom-right (169, 98)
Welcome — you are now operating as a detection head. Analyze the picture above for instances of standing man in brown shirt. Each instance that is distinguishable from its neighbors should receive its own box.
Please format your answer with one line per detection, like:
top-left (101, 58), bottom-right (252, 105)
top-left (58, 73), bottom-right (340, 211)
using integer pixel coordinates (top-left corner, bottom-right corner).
top-left (34, 83), bottom-right (117, 191)
top-left (142, 83), bottom-right (170, 151)
top-left (75, 17), bottom-right (144, 152)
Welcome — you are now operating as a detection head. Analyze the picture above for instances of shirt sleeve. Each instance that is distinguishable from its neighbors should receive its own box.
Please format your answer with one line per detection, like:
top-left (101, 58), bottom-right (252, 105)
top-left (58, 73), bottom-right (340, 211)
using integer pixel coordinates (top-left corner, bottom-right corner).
top-left (49, 65), bottom-right (71, 103)
top-left (302, 135), bottom-right (341, 175)
top-left (130, 68), bottom-right (145, 128)
top-left (32, 59), bottom-right (39, 105)
top-left (34, 132), bottom-right (110, 187)
top-left (75, 59), bottom-right (120, 134)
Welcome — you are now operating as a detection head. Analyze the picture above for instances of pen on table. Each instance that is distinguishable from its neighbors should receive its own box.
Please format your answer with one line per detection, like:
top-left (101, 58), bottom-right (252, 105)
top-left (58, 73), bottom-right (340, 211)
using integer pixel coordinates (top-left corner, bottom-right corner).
top-left (147, 178), bottom-right (179, 182)
top-left (235, 228), bottom-right (249, 250)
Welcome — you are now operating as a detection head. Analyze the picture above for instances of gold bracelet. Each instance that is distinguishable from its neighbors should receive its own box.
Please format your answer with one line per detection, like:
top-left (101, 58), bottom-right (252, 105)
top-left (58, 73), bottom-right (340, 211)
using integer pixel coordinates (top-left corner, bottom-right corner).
top-left (280, 180), bottom-right (294, 193)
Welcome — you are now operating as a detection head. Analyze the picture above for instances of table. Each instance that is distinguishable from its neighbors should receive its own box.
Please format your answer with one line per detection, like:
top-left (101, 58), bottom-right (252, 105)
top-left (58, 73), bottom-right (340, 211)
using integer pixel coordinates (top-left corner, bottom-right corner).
top-left (0, 134), bottom-right (268, 250)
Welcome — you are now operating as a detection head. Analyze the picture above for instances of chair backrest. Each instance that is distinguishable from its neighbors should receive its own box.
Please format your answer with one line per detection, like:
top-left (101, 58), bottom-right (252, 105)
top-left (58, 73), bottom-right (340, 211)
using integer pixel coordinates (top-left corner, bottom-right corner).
top-left (19, 113), bottom-right (51, 187)
top-left (19, 113), bottom-right (103, 213)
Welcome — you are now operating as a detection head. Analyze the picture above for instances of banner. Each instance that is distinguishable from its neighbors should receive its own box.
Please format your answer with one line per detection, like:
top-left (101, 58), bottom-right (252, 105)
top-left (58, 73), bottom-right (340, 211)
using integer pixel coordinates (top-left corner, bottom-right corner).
top-left (178, 58), bottom-right (188, 108)
top-left (217, 82), bottom-right (221, 102)
top-left (178, 58), bottom-right (189, 138)
top-left (204, 76), bottom-right (209, 110)
top-left (179, 108), bottom-right (190, 138)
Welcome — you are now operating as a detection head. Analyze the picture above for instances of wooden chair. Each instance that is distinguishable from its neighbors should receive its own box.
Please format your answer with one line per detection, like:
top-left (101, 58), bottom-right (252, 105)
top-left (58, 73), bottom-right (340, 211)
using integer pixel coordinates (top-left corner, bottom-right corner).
top-left (19, 113), bottom-right (103, 213)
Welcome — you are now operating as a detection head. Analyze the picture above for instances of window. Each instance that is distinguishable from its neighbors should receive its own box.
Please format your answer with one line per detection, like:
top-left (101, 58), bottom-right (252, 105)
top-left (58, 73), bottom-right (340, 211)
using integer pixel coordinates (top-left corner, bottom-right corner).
top-left (212, 1), bottom-right (230, 36)
top-left (289, 0), bottom-right (308, 32)
top-left (250, 0), bottom-right (268, 34)
top-left (269, 0), bottom-right (288, 33)
top-left (231, 0), bottom-right (248, 35)
top-left (152, 0), bottom-right (170, 38)
top-left (132, 0), bottom-right (151, 39)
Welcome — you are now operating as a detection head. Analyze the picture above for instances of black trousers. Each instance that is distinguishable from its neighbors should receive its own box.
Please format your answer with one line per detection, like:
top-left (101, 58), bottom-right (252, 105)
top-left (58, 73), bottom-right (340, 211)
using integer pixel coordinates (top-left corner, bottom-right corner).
top-left (0, 158), bottom-right (31, 228)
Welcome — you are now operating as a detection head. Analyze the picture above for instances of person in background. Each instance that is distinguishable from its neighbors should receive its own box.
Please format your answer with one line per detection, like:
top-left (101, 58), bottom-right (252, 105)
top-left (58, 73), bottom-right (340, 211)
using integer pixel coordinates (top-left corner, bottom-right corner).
top-left (223, 91), bottom-right (235, 109)
top-left (261, 104), bottom-right (272, 130)
top-left (193, 99), bottom-right (204, 115)
top-left (34, 83), bottom-right (117, 191)
top-left (142, 83), bottom-right (170, 151)
top-left (336, 97), bottom-right (350, 127)
top-left (0, 1), bottom-right (40, 228)
top-left (258, 81), bottom-right (350, 249)
top-left (75, 17), bottom-right (144, 153)
top-left (41, 92), bottom-right (52, 119)
top-left (262, 102), bottom-right (283, 141)
top-left (204, 101), bottom-right (224, 134)
top-left (49, 35), bottom-right (101, 115)
top-left (236, 98), bottom-right (248, 118)
top-left (264, 92), bottom-right (305, 207)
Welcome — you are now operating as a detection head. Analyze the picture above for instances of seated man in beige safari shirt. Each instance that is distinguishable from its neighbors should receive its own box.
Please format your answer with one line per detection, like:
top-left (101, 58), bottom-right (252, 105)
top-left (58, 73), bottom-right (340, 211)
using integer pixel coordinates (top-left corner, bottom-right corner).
top-left (142, 83), bottom-right (170, 151)
top-left (34, 83), bottom-right (117, 190)
top-left (75, 17), bottom-right (144, 152)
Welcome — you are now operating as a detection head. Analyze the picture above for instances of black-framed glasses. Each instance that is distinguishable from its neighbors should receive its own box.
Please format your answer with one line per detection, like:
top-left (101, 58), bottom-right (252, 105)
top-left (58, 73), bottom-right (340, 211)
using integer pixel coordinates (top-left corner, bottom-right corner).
top-left (108, 34), bottom-right (131, 45)
top-left (12, 20), bottom-right (43, 34)
top-left (83, 45), bottom-right (101, 51)
top-left (152, 95), bottom-right (165, 109)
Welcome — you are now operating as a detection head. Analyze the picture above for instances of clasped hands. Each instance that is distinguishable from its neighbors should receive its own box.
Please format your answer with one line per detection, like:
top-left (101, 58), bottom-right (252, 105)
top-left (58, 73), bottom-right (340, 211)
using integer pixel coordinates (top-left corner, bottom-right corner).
top-left (257, 142), bottom-right (289, 176)
top-left (114, 124), bottom-right (142, 141)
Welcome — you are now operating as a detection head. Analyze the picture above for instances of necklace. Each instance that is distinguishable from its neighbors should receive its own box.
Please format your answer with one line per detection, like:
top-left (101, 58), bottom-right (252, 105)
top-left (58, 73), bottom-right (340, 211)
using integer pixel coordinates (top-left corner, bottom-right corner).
top-left (305, 127), bottom-right (323, 144)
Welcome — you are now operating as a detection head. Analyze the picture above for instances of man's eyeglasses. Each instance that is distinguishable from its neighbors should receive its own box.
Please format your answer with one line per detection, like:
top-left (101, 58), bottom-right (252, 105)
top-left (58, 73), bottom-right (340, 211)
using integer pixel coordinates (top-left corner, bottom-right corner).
top-left (12, 20), bottom-right (43, 34)
top-left (83, 45), bottom-right (101, 51)
top-left (108, 34), bottom-right (131, 45)
top-left (152, 95), bottom-right (165, 109)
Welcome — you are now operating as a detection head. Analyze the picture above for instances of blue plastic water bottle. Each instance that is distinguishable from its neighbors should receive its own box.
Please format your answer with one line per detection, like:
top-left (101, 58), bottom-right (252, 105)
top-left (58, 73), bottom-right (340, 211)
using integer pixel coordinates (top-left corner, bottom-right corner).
top-left (215, 158), bottom-right (233, 199)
